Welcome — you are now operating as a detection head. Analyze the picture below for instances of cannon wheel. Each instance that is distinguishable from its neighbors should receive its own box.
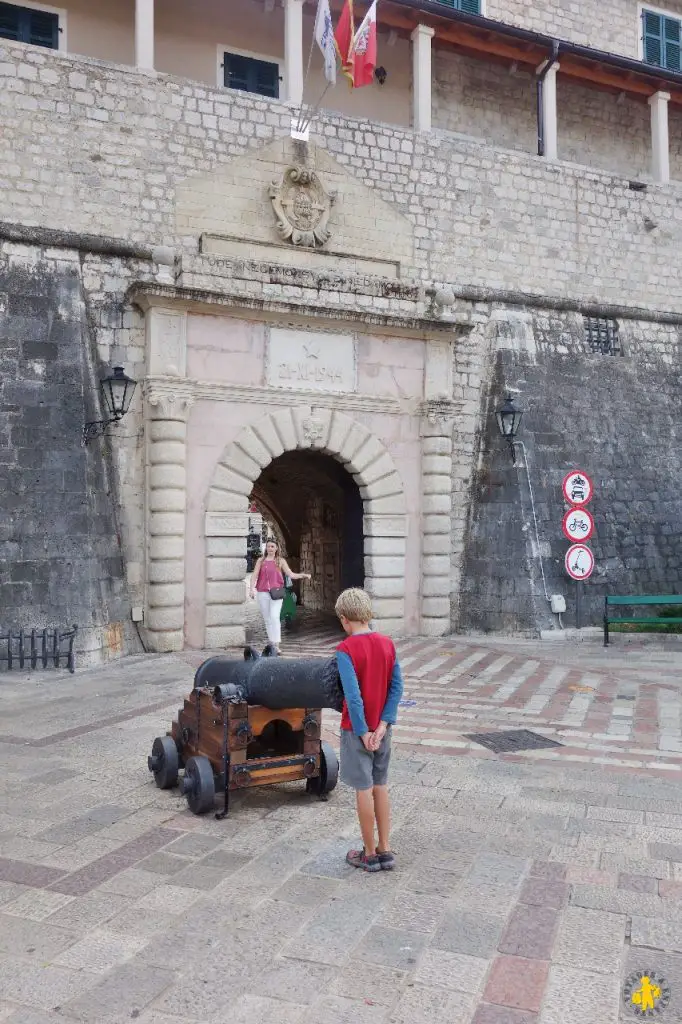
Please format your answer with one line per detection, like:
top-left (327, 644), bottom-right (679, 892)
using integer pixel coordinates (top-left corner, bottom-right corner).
top-left (182, 755), bottom-right (215, 814)
top-left (307, 740), bottom-right (339, 798)
top-left (149, 735), bottom-right (179, 790)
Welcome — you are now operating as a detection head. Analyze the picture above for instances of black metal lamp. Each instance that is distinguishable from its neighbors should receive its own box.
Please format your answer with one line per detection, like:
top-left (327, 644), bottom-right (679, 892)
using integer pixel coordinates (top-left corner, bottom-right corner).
top-left (495, 394), bottom-right (523, 463)
top-left (83, 366), bottom-right (137, 445)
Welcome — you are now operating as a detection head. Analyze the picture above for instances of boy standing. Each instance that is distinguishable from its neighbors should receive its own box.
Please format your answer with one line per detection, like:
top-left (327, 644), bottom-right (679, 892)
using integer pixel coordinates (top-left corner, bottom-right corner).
top-left (334, 587), bottom-right (404, 873)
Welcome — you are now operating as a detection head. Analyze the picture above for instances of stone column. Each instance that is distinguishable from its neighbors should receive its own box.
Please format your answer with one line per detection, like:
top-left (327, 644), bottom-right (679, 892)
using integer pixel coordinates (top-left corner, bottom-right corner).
top-left (420, 399), bottom-right (456, 637)
top-left (135, 0), bottom-right (154, 70)
top-left (649, 90), bottom-right (671, 184)
top-left (284, 0), bottom-right (304, 106)
top-left (145, 391), bottom-right (193, 652)
top-left (540, 61), bottom-right (559, 161)
top-left (411, 24), bottom-right (435, 133)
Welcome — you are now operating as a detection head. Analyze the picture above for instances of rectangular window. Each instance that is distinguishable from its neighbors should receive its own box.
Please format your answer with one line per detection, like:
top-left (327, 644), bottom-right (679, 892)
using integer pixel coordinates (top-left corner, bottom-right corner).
top-left (432, 0), bottom-right (481, 12)
top-left (223, 52), bottom-right (280, 98)
top-left (584, 316), bottom-right (621, 355)
top-left (0, 2), bottom-right (58, 48)
top-left (642, 8), bottom-right (681, 71)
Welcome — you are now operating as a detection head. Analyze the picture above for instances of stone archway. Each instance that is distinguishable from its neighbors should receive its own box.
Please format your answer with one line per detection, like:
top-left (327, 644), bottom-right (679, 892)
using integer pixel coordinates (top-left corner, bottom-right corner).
top-left (204, 406), bottom-right (407, 647)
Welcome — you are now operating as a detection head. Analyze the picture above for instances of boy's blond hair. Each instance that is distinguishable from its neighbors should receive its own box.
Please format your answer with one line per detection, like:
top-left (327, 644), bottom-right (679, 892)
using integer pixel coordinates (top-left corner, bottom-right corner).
top-left (335, 587), bottom-right (372, 624)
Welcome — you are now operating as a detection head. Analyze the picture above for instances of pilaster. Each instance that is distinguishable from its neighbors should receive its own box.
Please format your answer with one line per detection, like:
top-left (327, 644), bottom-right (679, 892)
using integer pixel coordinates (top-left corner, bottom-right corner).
top-left (419, 399), bottom-right (456, 636)
top-left (144, 389), bottom-right (193, 652)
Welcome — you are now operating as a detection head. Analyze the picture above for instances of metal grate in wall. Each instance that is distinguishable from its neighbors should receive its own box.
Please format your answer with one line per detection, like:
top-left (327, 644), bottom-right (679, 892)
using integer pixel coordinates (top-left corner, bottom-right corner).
top-left (584, 316), bottom-right (621, 355)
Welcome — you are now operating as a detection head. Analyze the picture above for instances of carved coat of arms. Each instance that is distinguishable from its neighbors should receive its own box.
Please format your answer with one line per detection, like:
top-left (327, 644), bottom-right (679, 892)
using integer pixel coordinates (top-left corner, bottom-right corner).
top-left (269, 165), bottom-right (336, 248)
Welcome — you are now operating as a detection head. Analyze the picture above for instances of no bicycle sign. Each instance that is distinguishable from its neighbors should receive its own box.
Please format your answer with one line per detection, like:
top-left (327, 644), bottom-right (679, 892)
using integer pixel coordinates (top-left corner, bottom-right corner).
top-left (562, 507), bottom-right (594, 543)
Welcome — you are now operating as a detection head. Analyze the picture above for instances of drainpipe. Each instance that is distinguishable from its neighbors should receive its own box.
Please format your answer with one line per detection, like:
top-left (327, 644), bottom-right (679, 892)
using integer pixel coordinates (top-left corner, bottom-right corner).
top-left (536, 40), bottom-right (560, 157)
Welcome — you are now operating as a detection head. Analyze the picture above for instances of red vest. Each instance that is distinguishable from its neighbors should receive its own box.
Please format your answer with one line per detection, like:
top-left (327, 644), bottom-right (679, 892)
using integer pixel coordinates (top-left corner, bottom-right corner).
top-left (337, 632), bottom-right (396, 732)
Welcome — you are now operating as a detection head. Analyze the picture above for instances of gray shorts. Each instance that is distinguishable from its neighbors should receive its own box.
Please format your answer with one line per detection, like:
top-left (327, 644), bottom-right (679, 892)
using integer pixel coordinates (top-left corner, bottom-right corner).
top-left (340, 727), bottom-right (392, 791)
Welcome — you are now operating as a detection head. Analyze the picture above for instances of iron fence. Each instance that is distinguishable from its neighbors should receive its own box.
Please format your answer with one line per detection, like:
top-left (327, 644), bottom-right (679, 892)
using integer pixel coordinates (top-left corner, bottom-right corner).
top-left (0, 626), bottom-right (78, 673)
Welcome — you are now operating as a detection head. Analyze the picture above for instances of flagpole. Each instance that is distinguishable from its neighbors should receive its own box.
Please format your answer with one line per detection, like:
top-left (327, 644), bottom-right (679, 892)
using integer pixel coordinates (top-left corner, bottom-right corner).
top-left (296, 82), bottom-right (332, 133)
top-left (296, 11), bottom-right (319, 131)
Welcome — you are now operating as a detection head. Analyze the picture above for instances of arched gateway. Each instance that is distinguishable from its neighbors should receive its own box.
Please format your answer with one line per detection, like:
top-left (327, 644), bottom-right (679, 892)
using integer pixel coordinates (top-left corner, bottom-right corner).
top-left (203, 405), bottom-right (407, 648)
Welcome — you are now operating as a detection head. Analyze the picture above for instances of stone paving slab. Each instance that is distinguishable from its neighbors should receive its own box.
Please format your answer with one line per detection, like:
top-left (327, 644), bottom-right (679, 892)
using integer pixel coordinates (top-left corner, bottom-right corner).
top-left (3, 638), bottom-right (682, 1021)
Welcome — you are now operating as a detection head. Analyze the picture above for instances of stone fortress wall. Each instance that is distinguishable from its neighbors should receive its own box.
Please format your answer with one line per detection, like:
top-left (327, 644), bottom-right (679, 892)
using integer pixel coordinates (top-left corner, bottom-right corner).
top-left (0, 33), bottom-right (680, 656)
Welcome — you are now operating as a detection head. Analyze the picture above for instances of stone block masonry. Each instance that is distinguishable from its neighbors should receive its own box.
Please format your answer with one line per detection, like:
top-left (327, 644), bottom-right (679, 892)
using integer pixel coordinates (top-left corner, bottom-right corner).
top-left (0, 242), bottom-right (138, 665)
top-left (0, 39), bottom-right (681, 644)
top-left (458, 311), bottom-right (682, 633)
top-left (1, 42), bottom-right (682, 313)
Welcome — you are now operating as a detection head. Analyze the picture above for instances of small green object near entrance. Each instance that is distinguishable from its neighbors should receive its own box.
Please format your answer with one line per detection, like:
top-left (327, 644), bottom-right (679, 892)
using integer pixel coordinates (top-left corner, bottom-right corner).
top-left (281, 587), bottom-right (299, 632)
top-left (604, 595), bottom-right (682, 646)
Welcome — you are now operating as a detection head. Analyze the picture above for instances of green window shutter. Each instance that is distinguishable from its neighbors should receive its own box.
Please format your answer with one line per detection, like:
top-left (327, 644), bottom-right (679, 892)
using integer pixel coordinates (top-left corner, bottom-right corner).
top-left (431, 0), bottom-right (481, 11)
top-left (664, 15), bottom-right (681, 72)
top-left (28, 9), bottom-right (58, 48)
top-left (224, 53), bottom-right (279, 99)
top-left (253, 59), bottom-right (279, 98)
top-left (0, 2), bottom-right (21, 40)
top-left (643, 10), bottom-right (664, 66)
top-left (0, 3), bottom-right (58, 48)
top-left (225, 54), bottom-right (251, 91)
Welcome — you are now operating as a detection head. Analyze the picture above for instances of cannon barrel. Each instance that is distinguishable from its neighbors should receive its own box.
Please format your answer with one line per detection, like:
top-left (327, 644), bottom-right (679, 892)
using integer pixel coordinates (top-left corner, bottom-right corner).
top-left (194, 654), bottom-right (344, 712)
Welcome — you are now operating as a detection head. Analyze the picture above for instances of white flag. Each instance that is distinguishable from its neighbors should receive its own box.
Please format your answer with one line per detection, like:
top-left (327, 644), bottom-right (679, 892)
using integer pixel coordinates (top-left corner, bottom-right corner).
top-left (314, 0), bottom-right (337, 84)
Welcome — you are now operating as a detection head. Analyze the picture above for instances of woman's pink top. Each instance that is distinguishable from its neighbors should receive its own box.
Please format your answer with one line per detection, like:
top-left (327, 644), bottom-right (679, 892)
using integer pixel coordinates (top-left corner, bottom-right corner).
top-left (255, 558), bottom-right (285, 593)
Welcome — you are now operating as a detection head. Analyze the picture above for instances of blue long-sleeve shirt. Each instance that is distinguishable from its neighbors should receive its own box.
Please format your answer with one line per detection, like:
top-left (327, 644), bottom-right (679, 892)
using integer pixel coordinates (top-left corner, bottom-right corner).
top-left (335, 650), bottom-right (404, 737)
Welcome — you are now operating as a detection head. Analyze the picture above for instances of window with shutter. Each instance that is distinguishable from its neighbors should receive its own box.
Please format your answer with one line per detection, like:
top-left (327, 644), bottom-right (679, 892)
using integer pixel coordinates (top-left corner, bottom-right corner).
top-left (0, 3), bottom-right (21, 40)
top-left (28, 9), bottom-right (58, 47)
top-left (224, 52), bottom-right (280, 98)
top-left (432, 0), bottom-right (481, 11)
top-left (642, 8), bottom-right (682, 70)
top-left (0, 3), bottom-right (58, 49)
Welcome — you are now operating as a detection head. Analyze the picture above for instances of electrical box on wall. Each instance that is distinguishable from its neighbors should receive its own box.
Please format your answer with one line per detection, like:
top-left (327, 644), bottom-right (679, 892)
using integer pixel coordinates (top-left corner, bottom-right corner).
top-left (131, 606), bottom-right (144, 623)
top-left (550, 595), bottom-right (566, 614)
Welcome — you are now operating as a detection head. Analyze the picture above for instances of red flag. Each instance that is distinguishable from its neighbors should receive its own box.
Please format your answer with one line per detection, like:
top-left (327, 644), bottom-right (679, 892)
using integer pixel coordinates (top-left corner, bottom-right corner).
top-left (350, 0), bottom-right (378, 88)
top-left (335, 0), bottom-right (355, 84)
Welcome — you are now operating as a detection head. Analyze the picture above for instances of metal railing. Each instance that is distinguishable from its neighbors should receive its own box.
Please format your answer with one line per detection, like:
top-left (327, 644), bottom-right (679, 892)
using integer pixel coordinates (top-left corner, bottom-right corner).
top-left (0, 626), bottom-right (78, 673)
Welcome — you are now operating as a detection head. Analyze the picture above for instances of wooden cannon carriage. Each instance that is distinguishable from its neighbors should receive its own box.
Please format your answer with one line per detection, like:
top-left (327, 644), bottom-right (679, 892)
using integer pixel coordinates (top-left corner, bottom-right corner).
top-left (148, 650), bottom-right (340, 818)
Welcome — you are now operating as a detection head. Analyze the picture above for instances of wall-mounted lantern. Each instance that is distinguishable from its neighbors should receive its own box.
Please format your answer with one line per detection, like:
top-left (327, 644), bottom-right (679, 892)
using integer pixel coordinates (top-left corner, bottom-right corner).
top-left (82, 366), bottom-right (137, 445)
top-left (495, 394), bottom-right (523, 463)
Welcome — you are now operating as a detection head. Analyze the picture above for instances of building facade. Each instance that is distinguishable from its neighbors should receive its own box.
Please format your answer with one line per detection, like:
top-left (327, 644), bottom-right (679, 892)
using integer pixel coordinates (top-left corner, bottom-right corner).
top-left (1, 0), bottom-right (681, 661)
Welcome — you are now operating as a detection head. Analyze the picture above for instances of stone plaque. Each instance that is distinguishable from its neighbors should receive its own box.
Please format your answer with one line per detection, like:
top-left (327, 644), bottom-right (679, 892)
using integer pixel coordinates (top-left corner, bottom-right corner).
top-left (205, 512), bottom-right (249, 537)
top-left (267, 328), bottom-right (356, 394)
top-left (147, 308), bottom-right (187, 377)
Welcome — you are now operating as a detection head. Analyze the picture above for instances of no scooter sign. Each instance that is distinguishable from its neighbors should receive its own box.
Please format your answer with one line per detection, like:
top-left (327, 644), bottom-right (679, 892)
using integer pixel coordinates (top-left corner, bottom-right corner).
top-left (562, 507), bottom-right (594, 543)
top-left (562, 470), bottom-right (593, 507)
top-left (565, 543), bottom-right (595, 581)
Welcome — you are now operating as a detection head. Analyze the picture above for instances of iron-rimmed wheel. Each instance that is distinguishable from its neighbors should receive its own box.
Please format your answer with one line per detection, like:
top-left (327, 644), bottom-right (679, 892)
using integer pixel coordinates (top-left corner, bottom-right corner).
top-left (148, 736), bottom-right (179, 790)
top-left (320, 740), bottom-right (339, 794)
top-left (181, 755), bottom-right (215, 814)
top-left (306, 741), bottom-right (339, 797)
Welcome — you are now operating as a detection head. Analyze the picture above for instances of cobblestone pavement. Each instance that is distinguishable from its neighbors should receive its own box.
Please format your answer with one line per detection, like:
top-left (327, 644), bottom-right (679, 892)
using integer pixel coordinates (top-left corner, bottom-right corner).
top-left (3, 631), bottom-right (682, 1022)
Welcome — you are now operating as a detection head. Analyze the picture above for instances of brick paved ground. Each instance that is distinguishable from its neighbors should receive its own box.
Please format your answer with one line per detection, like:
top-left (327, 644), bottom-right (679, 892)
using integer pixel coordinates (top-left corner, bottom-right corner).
top-left (2, 628), bottom-right (682, 1022)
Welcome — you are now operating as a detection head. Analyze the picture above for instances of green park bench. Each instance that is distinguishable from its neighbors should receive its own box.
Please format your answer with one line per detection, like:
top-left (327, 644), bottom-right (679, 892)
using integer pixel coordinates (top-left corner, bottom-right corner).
top-left (604, 595), bottom-right (682, 646)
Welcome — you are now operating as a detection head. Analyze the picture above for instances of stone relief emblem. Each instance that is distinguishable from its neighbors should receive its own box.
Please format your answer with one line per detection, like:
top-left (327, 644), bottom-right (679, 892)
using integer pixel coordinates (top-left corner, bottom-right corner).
top-left (302, 417), bottom-right (326, 446)
top-left (269, 166), bottom-right (336, 248)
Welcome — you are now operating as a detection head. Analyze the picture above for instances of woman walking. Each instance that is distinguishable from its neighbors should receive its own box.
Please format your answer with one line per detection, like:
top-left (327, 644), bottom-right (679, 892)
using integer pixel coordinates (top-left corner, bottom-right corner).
top-left (250, 540), bottom-right (311, 654)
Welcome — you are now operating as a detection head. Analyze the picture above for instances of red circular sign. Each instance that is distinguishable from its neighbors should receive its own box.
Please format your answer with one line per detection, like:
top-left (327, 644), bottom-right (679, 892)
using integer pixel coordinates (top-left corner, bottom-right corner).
top-left (562, 507), bottom-right (595, 543)
top-left (562, 470), bottom-right (594, 506)
top-left (565, 544), bottom-right (595, 581)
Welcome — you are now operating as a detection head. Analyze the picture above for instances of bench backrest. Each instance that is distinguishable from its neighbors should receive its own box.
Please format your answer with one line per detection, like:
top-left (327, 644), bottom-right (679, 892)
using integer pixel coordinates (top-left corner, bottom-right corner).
top-left (605, 595), bottom-right (682, 606)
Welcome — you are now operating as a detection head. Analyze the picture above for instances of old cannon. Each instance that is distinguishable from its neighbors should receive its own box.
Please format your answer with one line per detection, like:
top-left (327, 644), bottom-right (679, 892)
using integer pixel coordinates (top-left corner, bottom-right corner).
top-left (148, 648), bottom-right (342, 818)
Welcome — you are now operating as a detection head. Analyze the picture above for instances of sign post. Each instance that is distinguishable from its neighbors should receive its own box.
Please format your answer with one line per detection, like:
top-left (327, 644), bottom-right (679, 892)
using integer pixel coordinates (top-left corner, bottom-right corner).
top-left (561, 471), bottom-right (595, 629)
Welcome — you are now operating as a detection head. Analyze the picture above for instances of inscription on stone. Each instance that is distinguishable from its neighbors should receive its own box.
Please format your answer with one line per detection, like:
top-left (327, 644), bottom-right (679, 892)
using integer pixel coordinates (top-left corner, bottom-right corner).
top-left (267, 328), bottom-right (356, 393)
